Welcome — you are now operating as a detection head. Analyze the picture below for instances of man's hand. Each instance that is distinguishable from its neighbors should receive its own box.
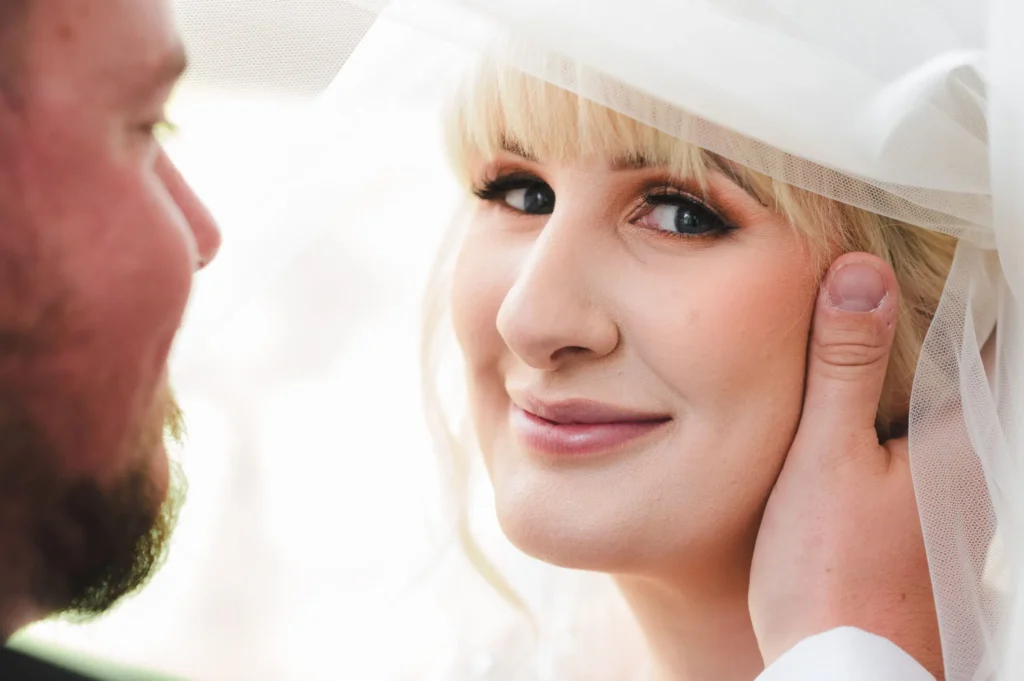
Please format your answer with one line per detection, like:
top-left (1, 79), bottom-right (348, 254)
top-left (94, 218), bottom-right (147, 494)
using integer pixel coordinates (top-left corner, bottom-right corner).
top-left (748, 253), bottom-right (943, 678)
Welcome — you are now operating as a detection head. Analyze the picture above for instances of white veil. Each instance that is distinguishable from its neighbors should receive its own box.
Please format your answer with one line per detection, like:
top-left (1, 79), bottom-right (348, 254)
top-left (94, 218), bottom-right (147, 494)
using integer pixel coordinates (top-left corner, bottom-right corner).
top-left (162, 0), bottom-right (1024, 679)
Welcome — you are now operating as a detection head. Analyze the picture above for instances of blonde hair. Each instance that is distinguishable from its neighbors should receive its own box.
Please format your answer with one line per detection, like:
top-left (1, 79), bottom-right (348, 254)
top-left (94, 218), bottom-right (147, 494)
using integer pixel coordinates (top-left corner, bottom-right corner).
top-left (420, 60), bottom-right (957, 629)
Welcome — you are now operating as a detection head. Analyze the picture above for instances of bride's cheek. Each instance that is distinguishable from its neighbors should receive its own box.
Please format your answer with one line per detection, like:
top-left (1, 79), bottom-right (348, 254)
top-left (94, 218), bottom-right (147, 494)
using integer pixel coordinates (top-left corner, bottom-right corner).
top-left (651, 249), bottom-right (815, 479)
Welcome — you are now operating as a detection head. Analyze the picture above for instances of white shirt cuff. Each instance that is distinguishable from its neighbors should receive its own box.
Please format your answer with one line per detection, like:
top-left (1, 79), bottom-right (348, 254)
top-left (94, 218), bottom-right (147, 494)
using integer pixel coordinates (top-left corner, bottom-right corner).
top-left (755, 627), bottom-right (936, 681)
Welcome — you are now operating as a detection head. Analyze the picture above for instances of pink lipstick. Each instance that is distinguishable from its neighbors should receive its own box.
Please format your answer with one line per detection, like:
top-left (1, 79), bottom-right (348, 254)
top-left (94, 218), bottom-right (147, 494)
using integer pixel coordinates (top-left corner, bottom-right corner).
top-left (510, 397), bottom-right (671, 457)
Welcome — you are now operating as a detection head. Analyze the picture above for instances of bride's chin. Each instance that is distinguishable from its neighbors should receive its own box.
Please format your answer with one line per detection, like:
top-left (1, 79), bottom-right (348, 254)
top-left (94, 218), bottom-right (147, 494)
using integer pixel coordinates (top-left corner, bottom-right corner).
top-left (494, 497), bottom-right (663, 574)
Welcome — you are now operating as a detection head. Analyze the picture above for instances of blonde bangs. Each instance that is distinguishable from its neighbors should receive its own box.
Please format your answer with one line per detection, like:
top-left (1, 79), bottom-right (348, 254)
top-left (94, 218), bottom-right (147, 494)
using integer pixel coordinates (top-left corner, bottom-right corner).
top-left (444, 60), bottom-right (711, 188)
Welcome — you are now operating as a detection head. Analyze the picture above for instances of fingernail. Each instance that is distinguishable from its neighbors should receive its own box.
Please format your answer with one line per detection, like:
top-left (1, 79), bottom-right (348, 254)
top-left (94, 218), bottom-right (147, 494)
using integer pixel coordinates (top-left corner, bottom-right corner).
top-left (828, 263), bottom-right (886, 312)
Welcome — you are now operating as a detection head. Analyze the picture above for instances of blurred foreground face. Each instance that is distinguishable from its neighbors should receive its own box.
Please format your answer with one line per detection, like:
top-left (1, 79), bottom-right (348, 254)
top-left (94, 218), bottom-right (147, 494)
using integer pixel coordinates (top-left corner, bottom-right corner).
top-left (0, 0), bottom-right (220, 634)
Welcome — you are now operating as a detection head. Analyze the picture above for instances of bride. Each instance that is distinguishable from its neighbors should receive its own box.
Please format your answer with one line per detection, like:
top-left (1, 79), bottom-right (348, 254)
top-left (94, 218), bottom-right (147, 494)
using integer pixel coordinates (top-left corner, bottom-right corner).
top-left (424, 58), bottom-right (952, 681)
top-left (280, 0), bottom-right (1022, 679)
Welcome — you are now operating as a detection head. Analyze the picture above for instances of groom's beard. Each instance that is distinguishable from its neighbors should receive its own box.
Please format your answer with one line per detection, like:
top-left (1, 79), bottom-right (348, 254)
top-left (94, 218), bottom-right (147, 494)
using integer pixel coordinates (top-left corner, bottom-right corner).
top-left (0, 382), bottom-right (187, 622)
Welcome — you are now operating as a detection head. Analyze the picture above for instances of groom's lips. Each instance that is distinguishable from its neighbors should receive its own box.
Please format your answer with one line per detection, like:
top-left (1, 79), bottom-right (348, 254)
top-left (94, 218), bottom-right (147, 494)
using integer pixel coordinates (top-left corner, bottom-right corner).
top-left (509, 395), bottom-right (672, 457)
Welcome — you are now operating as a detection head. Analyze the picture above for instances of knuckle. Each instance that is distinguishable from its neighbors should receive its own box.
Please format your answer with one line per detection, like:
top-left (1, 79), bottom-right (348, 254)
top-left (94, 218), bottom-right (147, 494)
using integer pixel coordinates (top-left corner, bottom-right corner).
top-left (821, 435), bottom-right (887, 475)
top-left (814, 342), bottom-right (889, 370)
top-left (813, 317), bottom-right (891, 368)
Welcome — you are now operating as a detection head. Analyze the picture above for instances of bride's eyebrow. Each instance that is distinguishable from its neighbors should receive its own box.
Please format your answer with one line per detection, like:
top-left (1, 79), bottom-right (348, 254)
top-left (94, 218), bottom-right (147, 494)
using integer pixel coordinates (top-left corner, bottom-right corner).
top-left (616, 151), bottom-right (769, 209)
top-left (609, 150), bottom-right (740, 181)
top-left (499, 136), bottom-right (538, 162)
top-left (704, 155), bottom-right (769, 206)
top-left (611, 153), bottom-right (652, 170)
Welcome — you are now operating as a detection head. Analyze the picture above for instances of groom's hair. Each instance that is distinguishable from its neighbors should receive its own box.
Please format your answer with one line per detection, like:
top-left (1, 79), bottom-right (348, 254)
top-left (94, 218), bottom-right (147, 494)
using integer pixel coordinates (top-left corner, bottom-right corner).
top-left (0, 0), bottom-right (30, 101)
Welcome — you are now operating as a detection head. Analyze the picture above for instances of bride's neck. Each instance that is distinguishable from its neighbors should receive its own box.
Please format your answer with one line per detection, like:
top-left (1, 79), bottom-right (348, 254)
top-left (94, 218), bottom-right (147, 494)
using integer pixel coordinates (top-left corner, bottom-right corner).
top-left (614, 557), bottom-right (763, 681)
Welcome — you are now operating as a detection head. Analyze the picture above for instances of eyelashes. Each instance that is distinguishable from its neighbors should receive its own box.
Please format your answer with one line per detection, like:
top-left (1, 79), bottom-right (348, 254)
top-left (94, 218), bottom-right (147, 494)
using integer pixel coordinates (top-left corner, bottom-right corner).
top-left (472, 172), bottom-right (537, 201)
top-left (472, 171), bottom-right (738, 240)
top-left (636, 187), bottom-right (737, 239)
top-left (475, 173), bottom-right (556, 215)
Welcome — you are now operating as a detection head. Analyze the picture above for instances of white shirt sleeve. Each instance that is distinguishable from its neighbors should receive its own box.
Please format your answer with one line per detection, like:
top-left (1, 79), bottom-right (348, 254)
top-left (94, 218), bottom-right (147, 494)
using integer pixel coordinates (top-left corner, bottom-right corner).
top-left (755, 627), bottom-right (936, 681)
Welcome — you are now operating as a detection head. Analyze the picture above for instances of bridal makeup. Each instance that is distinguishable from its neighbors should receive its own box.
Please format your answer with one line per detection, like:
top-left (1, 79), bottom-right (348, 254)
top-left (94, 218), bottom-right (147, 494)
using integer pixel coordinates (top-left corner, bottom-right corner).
top-left (507, 394), bottom-right (673, 458)
top-left (451, 142), bottom-right (819, 573)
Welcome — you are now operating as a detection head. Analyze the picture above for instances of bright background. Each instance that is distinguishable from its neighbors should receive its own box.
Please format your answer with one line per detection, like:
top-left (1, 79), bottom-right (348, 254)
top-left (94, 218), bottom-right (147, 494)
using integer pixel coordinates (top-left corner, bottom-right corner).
top-left (13, 5), bottom-right (498, 680)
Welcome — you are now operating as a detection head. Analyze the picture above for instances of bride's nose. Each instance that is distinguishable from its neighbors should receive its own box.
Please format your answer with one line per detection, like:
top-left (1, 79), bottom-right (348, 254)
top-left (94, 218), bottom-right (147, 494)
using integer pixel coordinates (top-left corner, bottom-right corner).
top-left (496, 208), bottom-right (619, 371)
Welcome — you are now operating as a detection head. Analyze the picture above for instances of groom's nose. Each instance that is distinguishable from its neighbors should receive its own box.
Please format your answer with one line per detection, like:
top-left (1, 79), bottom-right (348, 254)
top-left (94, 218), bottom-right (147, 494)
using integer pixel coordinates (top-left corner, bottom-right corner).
top-left (156, 150), bottom-right (222, 270)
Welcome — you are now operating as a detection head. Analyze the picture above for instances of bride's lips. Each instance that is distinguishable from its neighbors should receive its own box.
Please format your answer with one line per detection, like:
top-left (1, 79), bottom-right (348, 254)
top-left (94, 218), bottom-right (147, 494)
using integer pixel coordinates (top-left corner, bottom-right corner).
top-left (509, 397), bottom-right (671, 457)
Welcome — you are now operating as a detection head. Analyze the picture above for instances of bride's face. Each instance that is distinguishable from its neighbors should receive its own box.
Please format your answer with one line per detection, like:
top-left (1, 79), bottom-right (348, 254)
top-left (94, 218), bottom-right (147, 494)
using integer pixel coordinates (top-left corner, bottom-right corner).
top-left (451, 147), bottom-right (820, 575)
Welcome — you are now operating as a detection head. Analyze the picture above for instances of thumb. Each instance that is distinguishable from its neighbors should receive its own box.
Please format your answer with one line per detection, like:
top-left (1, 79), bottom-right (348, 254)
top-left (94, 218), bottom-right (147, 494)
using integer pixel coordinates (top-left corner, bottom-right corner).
top-left (798, 252), bottom-right (899, 447)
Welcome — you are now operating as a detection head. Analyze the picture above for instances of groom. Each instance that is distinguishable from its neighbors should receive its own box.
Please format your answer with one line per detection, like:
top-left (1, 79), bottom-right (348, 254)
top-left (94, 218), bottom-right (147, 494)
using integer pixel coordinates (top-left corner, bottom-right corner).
top-left (0, 0), bottom-right (219, 639)
top-left (0, 1), bottom-right (946, 679)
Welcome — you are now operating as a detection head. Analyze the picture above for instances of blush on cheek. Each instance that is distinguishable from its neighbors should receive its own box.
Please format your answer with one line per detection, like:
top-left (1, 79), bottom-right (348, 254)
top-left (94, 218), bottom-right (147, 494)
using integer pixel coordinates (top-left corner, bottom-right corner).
top-left (666, 296), bottom-right (806, 381)
top-left (629, 238), bottom-right (817, 445)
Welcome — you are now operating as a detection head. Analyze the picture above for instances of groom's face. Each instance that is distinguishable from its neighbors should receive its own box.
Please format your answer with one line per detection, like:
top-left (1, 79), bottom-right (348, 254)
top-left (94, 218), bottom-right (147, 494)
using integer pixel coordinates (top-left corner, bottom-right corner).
top-left (0, 0), bottom-right (220, 627)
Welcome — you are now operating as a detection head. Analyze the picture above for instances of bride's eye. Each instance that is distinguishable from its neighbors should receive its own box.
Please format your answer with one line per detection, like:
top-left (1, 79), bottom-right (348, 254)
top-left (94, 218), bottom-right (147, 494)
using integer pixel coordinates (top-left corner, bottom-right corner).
top-left (635, 192), bottom-right (736, 238)
top-left (474, 173), bottom-right (556, 215)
